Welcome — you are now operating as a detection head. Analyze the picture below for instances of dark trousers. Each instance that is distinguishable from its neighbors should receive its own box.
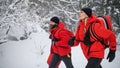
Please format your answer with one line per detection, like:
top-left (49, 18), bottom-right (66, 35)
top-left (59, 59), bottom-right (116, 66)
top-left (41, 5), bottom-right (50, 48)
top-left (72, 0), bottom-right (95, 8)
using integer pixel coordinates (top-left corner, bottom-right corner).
top-left (49, 53), bottom-right (74, 68)
top-left (85, 58), bottom-right (102, 68)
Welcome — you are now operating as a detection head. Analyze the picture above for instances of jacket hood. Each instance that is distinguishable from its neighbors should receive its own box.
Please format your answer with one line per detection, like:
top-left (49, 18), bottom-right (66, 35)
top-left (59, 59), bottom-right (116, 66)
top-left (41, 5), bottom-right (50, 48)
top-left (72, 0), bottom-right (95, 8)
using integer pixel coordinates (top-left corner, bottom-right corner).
top-left (58, 21), bottom-right (65, 29)
top-left (87, 14), bottom-right (97, 24)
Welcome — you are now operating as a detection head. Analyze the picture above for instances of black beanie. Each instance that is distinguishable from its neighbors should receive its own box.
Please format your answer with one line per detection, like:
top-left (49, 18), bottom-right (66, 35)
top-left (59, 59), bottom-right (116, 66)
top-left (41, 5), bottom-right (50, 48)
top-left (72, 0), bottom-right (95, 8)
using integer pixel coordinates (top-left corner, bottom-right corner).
top-left (82, 8), bottom-right (92, 17)
top-left (50, 17), bottom-right (59, 24)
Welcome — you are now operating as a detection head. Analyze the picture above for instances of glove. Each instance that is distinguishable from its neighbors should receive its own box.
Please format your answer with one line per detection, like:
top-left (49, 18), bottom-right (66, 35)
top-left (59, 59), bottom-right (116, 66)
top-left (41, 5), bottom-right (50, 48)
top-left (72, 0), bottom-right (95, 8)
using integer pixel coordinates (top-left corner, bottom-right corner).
top-left (68, 36), bottom-right (75, 46)
top-left (49, 35), bottom-right (58, 42)
top-left (52, 38), bottom-right (58, 42)
top-left (49, 35), bottom-right (52, 39)
top-left (107, 49), bottom-right (116, 62)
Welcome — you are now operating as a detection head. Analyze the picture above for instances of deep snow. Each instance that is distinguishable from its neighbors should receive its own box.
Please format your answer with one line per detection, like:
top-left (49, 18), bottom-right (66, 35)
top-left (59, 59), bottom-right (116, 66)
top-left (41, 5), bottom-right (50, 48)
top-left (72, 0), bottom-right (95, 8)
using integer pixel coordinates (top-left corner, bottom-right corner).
top-left (0, 27), bottom-right (120, 68)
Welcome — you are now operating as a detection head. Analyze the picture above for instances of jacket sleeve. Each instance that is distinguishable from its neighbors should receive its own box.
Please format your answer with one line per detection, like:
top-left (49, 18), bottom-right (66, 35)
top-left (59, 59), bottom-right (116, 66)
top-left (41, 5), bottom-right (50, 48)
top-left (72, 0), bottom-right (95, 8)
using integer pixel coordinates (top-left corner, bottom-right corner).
top-left (94, 23), bottom-right (116, 50)
top-left (55, 30), bottom-right (70, 47)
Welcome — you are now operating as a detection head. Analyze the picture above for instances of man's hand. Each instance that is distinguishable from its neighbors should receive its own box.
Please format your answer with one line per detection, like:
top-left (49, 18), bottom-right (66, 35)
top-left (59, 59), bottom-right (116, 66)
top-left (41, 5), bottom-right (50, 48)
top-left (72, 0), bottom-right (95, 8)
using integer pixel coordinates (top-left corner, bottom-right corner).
top-left (107, 49), bottom-right (116, 62)
top-left (68, 36), bottom-right (75, 46)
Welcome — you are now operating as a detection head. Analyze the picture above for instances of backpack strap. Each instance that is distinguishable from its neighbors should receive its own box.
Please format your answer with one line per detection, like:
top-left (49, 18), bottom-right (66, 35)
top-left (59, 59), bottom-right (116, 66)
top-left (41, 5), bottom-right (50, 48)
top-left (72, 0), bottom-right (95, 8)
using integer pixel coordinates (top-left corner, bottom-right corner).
top-left (76, 23), bottom-right (96, 45)
top-left (98, 16), bottom-right (109, 29)
top-left (85, 23), bottom-right (96, 56)
top-left (84, 24), bottom-right (95, 46)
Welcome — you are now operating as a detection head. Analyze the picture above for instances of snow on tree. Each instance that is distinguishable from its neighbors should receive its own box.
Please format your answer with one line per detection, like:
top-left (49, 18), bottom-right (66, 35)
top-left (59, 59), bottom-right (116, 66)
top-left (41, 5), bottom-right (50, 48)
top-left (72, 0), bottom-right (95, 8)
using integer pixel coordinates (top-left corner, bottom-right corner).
top-left (0, 0), bottom-right (120, 44)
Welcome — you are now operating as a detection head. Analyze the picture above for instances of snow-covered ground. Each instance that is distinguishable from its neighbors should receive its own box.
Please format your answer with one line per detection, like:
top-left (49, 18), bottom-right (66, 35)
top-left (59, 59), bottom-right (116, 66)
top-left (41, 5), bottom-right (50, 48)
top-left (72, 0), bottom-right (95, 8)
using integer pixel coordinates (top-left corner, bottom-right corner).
top-left (0, 27), bottom-right (120, 68)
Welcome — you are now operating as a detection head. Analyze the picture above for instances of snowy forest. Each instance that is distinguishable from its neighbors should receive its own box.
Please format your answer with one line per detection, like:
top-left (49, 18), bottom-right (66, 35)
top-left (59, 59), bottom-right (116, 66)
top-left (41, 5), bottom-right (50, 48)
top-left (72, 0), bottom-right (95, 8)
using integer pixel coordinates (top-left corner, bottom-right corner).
top-left (0, 0), bottom-right (120, 68)
top-left (0, 0), bottom-right (120, 43)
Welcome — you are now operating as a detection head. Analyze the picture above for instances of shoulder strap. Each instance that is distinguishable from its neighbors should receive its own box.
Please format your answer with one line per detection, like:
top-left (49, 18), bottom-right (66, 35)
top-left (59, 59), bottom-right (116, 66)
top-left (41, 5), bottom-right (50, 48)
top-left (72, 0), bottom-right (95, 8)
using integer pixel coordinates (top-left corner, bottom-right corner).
top-left (98, 16), bottom-right (110, 29)
top-left (83, 24), bottom-right (93, 46)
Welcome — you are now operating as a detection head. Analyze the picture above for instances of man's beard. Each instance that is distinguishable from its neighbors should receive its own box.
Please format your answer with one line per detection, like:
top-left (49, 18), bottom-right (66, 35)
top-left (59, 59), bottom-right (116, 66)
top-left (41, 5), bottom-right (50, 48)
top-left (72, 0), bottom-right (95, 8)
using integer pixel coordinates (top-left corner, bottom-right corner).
top-left (49, 24), bottom-right (58, 29)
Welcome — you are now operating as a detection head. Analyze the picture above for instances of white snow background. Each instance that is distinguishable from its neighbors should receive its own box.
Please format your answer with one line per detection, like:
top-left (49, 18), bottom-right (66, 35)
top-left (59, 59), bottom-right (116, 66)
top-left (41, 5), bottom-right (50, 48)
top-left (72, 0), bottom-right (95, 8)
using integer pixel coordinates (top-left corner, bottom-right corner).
top-left (0, 26), bottom-right (120, 68)
top-left (0, 0), bottom-right (120, 68)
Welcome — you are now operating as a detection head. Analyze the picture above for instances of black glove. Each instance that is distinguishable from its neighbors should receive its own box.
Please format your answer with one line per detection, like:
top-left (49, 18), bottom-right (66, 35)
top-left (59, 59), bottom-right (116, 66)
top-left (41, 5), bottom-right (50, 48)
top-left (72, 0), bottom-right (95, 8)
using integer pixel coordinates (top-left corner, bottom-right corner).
top-left (52, 38), bottom-right (58, 42)
top-left (49, 35), bottom-right (58, 42)
top-left (49, 35), bottom-right (52, 39)
top-left (68, 36), bottom-right (75, 46)
top-left (107, 49), bottom-right (116, 62)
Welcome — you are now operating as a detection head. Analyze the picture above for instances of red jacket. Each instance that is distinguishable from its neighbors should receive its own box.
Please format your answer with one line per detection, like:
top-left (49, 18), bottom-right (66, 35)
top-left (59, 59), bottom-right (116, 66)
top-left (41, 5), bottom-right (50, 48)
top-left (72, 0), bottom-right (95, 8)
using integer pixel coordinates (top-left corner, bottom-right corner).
top-left (74, 14), bottom-right (116, 59)
top-left (49, 22), bottom-right (71, 56)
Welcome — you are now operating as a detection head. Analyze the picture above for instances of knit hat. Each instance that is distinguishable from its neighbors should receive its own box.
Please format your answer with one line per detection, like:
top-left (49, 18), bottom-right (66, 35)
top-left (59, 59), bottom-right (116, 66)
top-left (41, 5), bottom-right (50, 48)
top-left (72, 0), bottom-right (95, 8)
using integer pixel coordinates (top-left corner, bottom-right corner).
top-left (81, 8), bottom-right (92, 17)
top-left (50, 17), bottom-right (59, 24)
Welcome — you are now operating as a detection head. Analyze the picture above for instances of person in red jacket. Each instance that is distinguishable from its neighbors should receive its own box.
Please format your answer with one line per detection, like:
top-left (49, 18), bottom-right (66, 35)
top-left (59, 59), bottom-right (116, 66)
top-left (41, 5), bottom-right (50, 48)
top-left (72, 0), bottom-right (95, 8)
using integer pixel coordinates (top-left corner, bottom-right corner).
top-left (48, 17), bottom-right (74, 68)
top-left (47, 21), bottom-right (65, 68)
top-left (69, 8), bottom-right (116, 68)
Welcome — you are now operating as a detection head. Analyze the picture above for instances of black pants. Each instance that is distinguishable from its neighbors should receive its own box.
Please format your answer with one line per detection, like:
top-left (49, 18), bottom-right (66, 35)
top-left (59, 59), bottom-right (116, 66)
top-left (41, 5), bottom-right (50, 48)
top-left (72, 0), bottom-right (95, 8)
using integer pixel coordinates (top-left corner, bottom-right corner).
top-left (49, 53), bottom-right (74, 68)
top-left (85, 58), bottom-right (102, 68)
